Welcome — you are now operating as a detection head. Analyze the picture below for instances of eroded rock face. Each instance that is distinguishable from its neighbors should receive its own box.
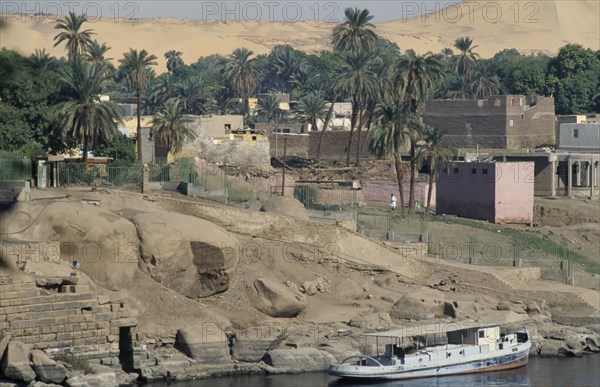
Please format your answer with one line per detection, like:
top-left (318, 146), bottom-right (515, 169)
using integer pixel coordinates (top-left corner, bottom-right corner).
top-left (250, 278), bottom-right (306, 318)
top-left (30, 349), bottom-right (67, 384)
top-left (131, 212), bottom-right (239, 298)
top-left (391, 289), bottom-right (446, 320)
top-left (174, 326), bottom-right (231, 364)
top-left (8, 202), bottom-right (139, 291)
top-left (349, 313), bottom-right (393, 330)
top-left (0, 341), bottom-right (35, 383)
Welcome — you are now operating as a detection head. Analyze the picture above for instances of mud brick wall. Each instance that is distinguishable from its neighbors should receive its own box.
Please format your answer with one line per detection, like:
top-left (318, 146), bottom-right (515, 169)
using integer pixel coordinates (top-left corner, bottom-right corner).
top-left (268, 134), bottom-right (310, 158)
top-left (0, 275), bottom-right (139, 365)
top-left (307, 131), bottom-right (374, 161)
top-left (424, 96), bottom-right (556, 150)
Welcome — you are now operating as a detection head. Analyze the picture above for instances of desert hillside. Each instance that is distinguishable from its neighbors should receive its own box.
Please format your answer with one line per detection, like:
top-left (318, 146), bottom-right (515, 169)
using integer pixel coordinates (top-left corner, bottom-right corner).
top-left (1, 0), bottom-right (598, 71)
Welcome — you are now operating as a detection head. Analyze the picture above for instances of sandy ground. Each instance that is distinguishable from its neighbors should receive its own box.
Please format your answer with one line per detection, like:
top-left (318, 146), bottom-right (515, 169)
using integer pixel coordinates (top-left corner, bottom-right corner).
top-left (1, 0), bottom-right (598, 71)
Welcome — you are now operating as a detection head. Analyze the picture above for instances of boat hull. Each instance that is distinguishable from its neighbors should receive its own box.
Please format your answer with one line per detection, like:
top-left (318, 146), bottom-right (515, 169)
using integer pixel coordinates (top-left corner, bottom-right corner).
top-left (328, 346), bottom-right (530, 380)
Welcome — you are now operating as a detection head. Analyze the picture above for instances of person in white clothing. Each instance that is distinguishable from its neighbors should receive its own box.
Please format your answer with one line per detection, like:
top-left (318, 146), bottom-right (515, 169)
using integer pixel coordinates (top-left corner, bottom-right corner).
top-left (390, 194), bottom-right (397, 211)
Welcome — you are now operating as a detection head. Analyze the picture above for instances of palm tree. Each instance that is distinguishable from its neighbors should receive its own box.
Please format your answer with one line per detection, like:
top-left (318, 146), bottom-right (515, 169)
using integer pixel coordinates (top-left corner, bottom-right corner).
top-left (224, 47), bottom-right (258, 117)
top-left (144, 73), bottom-right (174, 114)
top-left (29, 49), bottom-right (57, 70)
top-left (453, 36), bottom-right (480, 80)
top-left (336, 51), bottom-right (379, 166)
top-left (332, 7), bottom-right (378, 54)
top-left (173, 76), bottom-right (212, 115)
top-left (257, 95), bottom-right (280, 124)
top-left (152, 99), bottom-right (196, 155)
top-left (416, 125), bottom-right (454, 212)
top-left (56, 62), bottom-right (124, 161)
top-left (395, 49), bottom-right (444, 113)
top-left (405, 118), bottom-right (427, 214)
top-left (294, 93), bottom-right (327, 132)
top-left (119, 49), bottom-right (158, 159)
top-left (53, 12), bottom-right (95, 62)
top-left (443, 76), bottom-right (470, 99)
top-left (272, 45), bottom-right (306, 91)
top-left (85, 40), bottom-right (112, 65)
top-left (369, 100), bottom-right (409, 214)
top-left (441, 48), bottom-right (454, 59)
top-left (165, 50), bottom-right (184, 72)
top-left (469, 63), bottom-right (501, 99)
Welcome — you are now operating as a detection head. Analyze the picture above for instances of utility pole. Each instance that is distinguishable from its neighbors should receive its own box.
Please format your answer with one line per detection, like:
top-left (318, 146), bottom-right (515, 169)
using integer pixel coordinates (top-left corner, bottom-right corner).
top-left (281, 137), bottom-right (287, 196)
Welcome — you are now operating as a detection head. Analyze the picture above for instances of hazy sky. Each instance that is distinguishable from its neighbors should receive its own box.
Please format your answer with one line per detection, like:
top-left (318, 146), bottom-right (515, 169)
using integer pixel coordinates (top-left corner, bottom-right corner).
top-left (8, 1), bottom-right (460, 23)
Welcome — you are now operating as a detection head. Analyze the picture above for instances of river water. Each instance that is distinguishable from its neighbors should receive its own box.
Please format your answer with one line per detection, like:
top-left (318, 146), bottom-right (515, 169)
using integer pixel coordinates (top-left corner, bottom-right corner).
top-left (149, 356), bottom-right (600, 387)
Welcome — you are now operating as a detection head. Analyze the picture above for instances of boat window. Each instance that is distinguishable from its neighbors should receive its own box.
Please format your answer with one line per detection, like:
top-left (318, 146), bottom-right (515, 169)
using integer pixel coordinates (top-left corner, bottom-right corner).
top-left (479, 330), bottom-right (485, 338)
top-left (446, 353), bottom-right (451, 358)
top-left (516, 332), bottom-right (529, 343)
top-left (460, 350), bottom-right (464, 355)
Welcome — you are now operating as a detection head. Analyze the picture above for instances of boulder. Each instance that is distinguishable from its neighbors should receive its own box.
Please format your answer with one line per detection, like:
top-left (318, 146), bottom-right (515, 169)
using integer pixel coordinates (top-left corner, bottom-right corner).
top-left (232, 340), bottom-right (276, 362)
top-left (374, 273), bottom-right (397, 288)
top-left (497, 301), bottom-right (512, 311)
top-left (0, 341), bottom-right (35, 383)
top-left (0, 332), bottom-right (11, 361)
top-left (30, 350), bottom-right (67, 384)
top-left (28, 382), bottom-right (62, 387)
top-left (174, 326), bottom-right (231, 364)
top-left (9, 202), bottom-right (139, 290)
top-left (131, 211), bottom-right (239, 298)
top-left (539, 339), bottom-right (569, 357)
top-left (349, 313), bottom-right (393, 330)
top-left (300, 277), bottom-right (329, 296)
top-left (259, 197), bottom-right (308, 220)
top-left (390, 288), bottom-right (446, 320)
top-left (526, 301), bottom-right (542, 314)
top-left (65, 370), bottom-right (117, 387)
top-left (263, 348), bottom-right (337, 372)
top-left (250, 278), bottom-right (306, 318)
top-left (335, 279), bottom-right (364, 300)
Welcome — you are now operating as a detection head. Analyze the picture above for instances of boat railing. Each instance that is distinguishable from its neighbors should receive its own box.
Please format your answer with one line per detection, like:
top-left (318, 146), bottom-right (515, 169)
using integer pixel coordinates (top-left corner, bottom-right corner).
top-left (339, 355), bottom-right (385, 367)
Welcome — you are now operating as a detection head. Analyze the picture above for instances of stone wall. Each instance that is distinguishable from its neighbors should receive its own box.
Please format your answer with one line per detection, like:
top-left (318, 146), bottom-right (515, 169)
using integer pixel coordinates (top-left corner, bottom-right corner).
top-left (307, 131), bottom-right (374, 161)
top-left (268, 134), bottom-right (310, 158)
top-left (0, 272), bottom-right (141, 367)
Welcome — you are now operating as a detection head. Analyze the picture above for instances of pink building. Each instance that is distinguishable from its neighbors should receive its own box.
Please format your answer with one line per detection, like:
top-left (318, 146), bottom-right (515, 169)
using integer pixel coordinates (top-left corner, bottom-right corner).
top-left (436, 162), bottom-right (534, 224)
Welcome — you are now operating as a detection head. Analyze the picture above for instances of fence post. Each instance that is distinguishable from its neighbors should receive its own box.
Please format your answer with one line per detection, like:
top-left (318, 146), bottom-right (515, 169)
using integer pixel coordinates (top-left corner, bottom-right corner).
top-left (142, 163), bottom-right (149, 194)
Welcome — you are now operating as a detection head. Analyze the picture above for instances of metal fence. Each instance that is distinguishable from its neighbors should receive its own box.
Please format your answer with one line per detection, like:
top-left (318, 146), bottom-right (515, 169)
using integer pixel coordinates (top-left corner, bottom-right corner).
top-left (294, 185), bottom-right (358, 211)
top-left (58, 163), bottom-right (143, 190)
top-left (356, 212), bottom-right (428, 234)
top-left (0, 152), bottom-right (32, 181)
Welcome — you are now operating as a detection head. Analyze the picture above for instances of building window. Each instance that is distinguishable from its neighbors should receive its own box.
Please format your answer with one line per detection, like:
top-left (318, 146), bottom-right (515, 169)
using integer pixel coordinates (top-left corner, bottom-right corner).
top-left (573, 128), bottom-right (579, 138)
top-left (479, 330), bottom-right (485, 338)
top-left (521, 113), bottom-right (524, 120)
top-left (251, 136), bottom-right (257, 141)
top-left (224, 124), bottom-right (231, 133)
top-left (509, 119), bottom-right (514, 127)
top-left (466, 122), bottom-right (472, 130)
top-left (453, 167), bottom-right (459, 174)
top-left (482, 168), bottom-right (488, 174)
top-left (471, 168), bottom-right (477, 174)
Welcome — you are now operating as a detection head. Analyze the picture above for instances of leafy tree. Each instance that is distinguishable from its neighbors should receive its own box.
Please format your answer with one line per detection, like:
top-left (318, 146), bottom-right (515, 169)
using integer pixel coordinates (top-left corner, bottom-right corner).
top-left (224, 48), bottom-right (258, 117)
top-left (173, 76), bottom-right (214, 115)
top-left (94, 132), bottom-right (136, 162)
top-left (165, 50), bottom-right (184, 72)
top-left (56, 62), bottom-right (124, 161)
top-left (118, 49), bottom-right (158, 159)
top-left (151, 99), bottom-right (196, 155)
top-left (452, 36), bottom-right (480, 80)
top-left (547, 44), bottom-right (600, 114)
top-left (0, 49), bottom-right (68, 153)
top-left (53, 12), bottom-right (95, 62)
top-left (332, 7), bottom-right (378, 54)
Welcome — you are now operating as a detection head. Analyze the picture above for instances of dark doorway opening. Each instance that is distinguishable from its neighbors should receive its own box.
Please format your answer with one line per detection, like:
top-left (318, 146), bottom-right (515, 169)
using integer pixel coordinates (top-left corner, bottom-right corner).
top-left (119, 327), bottom-right (135, 372)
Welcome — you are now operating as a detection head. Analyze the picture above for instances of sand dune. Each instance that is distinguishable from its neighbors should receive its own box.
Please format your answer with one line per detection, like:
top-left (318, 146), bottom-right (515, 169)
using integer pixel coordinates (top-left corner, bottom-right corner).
top-left (1, 0), bottom-right (598, 72)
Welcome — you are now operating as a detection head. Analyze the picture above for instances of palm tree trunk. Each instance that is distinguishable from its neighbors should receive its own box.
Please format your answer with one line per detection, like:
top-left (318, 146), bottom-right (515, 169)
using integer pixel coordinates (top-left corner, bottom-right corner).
top-left (408, 141), bottom-right (416, 214)
top-left (355, 106), bottom-right (366, 166)
top-left (359, 105), bottom-right (375, 157)
top-left (244, 97), bottom-right (250, 118)
top-left (136, 91), bottom-right (142, 161)
top-left (346, 103), bottom-right (358, 167)
top-left (317, 94), bottom-right (337, 161)
top-left (426, 162), bottom-right (435, 213)
top-left (394, 152), bottom-right (405, 216)
top-left (82, 132), bottom-right (89, 162)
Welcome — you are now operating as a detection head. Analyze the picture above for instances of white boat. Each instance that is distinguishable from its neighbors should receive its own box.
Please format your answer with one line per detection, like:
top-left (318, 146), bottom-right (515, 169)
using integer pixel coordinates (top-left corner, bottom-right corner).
top-left (328, 322), bottom-right (531, 380)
